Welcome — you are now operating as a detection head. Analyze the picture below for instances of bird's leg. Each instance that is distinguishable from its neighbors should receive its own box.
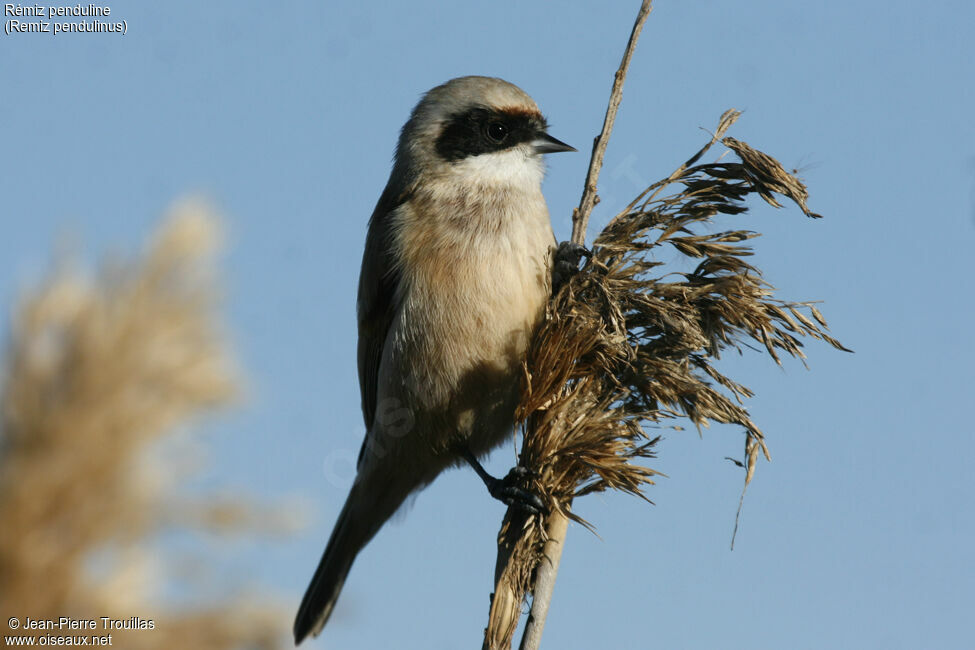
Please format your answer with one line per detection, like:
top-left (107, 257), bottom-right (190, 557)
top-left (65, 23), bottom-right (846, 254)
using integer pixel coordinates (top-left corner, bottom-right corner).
top-left (552, 240), bottom-right (591, 294)
top-left (462, 449), bottom-right (547, 515)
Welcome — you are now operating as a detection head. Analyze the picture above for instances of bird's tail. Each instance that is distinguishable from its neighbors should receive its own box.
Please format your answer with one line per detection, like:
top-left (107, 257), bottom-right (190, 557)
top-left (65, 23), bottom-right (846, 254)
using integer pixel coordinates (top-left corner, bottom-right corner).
top-left (293, 490), bottom-right (367, 645)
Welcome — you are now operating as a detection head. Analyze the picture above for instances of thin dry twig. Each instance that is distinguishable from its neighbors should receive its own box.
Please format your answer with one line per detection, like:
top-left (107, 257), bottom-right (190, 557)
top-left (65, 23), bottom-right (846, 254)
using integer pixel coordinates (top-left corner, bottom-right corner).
top-left (571, 0), bottom-right (655, 246)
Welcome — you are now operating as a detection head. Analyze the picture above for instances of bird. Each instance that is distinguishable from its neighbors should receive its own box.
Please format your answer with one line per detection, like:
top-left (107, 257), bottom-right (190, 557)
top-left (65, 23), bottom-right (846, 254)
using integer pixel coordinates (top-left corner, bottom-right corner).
top-left (293, 76), bottom-right (579, 645)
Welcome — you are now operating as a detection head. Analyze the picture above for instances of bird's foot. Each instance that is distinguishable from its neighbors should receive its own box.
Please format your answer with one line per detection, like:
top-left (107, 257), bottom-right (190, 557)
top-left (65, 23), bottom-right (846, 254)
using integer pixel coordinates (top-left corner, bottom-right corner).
top-left (552, 241), bottom-right (591, 293)
top-left (463, 450), bottom-right (547, 515)
top-left (485, 466), bottom-right (548, 515)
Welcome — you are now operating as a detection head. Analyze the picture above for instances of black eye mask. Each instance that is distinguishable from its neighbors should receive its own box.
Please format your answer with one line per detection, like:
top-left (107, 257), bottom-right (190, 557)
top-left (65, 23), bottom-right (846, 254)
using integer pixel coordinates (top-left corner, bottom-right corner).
top-left (435, 107), bottom-right (547, 162)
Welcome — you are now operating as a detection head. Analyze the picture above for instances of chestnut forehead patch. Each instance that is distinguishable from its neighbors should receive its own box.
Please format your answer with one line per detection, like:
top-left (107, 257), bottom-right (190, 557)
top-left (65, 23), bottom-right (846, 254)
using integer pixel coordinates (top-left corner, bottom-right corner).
top-left (496, 105), bottom-right (543, 120)
top-left (435, 106), bottom-right (548, 162)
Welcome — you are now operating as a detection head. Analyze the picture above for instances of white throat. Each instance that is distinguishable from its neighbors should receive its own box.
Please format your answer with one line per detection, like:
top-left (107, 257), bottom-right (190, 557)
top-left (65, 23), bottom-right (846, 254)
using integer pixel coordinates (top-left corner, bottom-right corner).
top-left (446, 147), bottom-right (545, 193)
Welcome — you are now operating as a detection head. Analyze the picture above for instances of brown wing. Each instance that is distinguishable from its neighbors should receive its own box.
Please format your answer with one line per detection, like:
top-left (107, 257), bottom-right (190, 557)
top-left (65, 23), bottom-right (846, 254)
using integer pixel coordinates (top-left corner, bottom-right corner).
top-left (356, 184), bottom-right (410, 438)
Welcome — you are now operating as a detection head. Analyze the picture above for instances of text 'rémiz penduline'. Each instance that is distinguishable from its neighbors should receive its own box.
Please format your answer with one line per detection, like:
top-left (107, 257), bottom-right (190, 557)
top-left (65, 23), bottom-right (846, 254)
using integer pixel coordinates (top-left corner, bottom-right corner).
top-left (4, 4), bottom-right (126, 35)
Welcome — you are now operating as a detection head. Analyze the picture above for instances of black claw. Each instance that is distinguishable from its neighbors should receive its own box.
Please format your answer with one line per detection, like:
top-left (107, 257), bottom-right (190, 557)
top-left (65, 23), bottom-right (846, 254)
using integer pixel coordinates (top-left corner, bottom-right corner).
top-left (552, 241), bottom-right (592, 293)
top-left (556, 241), bottom-right (591, 265)
top-left (487, 467), bottom-right (548, 515)
top-left (506, 465), bottom-right (534, 481)
top-left (463, 450), bottom-right (548, 515)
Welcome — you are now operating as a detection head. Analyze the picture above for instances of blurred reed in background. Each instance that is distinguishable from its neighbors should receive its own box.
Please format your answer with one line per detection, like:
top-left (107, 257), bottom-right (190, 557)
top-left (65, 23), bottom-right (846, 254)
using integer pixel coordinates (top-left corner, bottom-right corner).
top-left (0, 201), bottom-right (293, 649)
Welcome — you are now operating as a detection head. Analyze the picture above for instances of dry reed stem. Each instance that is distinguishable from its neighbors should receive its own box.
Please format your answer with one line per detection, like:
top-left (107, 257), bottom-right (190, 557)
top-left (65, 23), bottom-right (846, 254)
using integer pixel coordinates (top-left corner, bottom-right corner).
top-left (483, 102), bottom-right (849, 647)
top-left (518, 3), bottom-right (655, 650)
top-left (487, 4), bottom-right (655, 649)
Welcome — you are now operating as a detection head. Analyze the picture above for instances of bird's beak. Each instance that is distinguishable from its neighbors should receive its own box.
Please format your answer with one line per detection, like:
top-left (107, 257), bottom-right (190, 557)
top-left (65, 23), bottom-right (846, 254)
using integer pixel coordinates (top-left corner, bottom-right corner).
top-left (531, 132), bottom-right (577, 154)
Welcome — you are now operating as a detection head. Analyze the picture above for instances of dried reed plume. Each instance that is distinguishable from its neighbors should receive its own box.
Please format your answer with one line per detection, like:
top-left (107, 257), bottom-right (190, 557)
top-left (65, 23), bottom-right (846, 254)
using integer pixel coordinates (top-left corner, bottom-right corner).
top-left (484, 40), bottom-right (849, 650)
top-left (0, 202), bottom-right (292, 649)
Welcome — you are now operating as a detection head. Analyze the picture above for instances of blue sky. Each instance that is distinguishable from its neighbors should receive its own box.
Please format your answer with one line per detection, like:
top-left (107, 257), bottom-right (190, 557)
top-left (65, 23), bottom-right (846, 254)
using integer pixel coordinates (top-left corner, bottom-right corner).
top-left (2, 1), bottom-right (973, 648)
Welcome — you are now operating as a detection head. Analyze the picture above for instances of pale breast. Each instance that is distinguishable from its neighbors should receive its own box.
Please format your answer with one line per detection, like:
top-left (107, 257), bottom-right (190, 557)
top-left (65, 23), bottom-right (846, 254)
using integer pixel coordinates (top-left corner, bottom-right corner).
top-left (383, 184), bottom-right (554, 453)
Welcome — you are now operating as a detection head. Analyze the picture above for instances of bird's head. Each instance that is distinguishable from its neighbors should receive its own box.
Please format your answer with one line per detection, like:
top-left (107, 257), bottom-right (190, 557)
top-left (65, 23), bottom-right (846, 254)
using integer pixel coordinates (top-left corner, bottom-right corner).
top-left (395, 76), bottom-right (575, 191)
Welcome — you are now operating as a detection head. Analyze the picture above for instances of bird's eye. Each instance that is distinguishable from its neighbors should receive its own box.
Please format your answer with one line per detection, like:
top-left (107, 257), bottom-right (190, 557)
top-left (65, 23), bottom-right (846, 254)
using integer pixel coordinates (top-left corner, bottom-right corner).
top-left (486, 122), bottom-right (509, 143)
